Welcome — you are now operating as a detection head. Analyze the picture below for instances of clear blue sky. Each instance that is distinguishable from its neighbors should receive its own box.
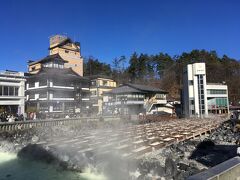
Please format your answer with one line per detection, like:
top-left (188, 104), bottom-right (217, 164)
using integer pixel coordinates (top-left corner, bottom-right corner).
top-left (1, 0), bottom-right (240, 72)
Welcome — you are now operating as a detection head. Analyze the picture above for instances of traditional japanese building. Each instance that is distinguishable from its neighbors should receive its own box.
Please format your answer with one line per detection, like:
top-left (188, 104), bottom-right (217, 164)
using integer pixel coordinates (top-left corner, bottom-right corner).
top-left (89, 75), bottom-right (117, 114)
top-left (25, 54), bottom-right (89, 115)
top-left (28, 34), bottom-right (83, 76)
top-left (103, 83), bottom-right (169, 115)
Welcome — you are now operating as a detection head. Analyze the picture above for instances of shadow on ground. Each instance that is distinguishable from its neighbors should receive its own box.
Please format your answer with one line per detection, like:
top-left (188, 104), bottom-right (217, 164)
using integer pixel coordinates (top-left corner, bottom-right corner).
top-left (189, 140), bottom-right (238, 167)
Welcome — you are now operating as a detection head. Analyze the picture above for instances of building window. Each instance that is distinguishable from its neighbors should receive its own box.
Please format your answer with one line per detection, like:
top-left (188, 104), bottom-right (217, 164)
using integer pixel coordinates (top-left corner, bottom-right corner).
top-left (103, 80), bottom-right (108, 86)
top-left (197, 75), bottom-right (205, 116)
top-left (14, 87), bottom-right (19, 96)
top-left (0, 86), bottom-right (19, 96)
top-left (39, 80), bottom-right (47, 86)
top-left (3, 86), bottom-right (8, 95)
top-left (9, 87), bottom-right (14, 96)
top-left (29, 82), bottom-right (35, 88)
top-left (190, 100), bottom-right (194, 105)
top-left (207, 89), bottom-right (227, 95)
top-left (29, 94), bottom-right (35, 99)
top-left (39, 93), bottom-right (47, 99)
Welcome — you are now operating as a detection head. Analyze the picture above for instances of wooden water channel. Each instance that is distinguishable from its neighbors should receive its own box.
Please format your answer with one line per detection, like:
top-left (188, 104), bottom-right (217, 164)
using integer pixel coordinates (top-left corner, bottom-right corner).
top-left (0, 116), bottom-right (226, 157)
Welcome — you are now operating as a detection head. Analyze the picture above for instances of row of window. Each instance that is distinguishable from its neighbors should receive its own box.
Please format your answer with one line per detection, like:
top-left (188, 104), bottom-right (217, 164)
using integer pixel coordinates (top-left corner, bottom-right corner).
top-left (43, 62), bottom-right (64, 69)
top-left (207, 89), bottom-right (227, 95)
top-left (197, 75), bottom-right (205, 115)
top-left (0, 86), bottom-right (19, 96)
top-left (116, 94), bottom-right (145, 98)
top-left (91, 80), bottom-right (115, 87)
top-left (216, 98), bottom-right (228, 106)
top-left (29, 93), bottom-right (74, 99)
top-left (116, 97), bottom-right (144, 102)
top-left (156, 94), bottom-right (166, 99)
top-left (28, 81), bottom-right (74, 88)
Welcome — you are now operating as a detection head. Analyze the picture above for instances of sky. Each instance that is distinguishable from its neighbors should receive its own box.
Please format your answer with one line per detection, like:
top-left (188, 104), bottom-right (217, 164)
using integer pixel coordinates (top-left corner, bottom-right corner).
top-left (0, 0), bottom-right (240, 72)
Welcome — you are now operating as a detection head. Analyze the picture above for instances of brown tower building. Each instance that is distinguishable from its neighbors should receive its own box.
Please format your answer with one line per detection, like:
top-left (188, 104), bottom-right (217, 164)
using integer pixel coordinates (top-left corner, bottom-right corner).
top-left (49, 35), bottom-right (84, 76)
top-left (28, 35), bottom-right (83, 76)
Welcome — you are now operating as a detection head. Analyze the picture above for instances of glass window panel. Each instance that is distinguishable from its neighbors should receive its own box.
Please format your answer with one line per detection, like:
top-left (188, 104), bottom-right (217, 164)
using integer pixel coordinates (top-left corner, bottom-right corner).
top-left (9, 86), bottom-right (14, 96)
top-left (4, 86), bottom-right (8, 96)
top-left (14, 87), bottom-right (19, 96)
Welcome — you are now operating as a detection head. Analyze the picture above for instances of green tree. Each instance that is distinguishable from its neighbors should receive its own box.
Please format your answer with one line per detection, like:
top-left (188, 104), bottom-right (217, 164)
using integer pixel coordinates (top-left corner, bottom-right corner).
top-left (84, 56), bottom-right (112, 76)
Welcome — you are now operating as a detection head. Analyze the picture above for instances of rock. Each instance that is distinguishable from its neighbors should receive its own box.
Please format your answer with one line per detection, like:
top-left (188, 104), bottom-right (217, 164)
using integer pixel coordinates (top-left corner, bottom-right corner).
top-left (219, 135), bottom-right (223, 141)
top-left (151, 162), bottom-right (165, 176)
top-left (137, 174), bottom-right (145, 180)
top-left (17, 144), bottom-right (56, 164)
top-left (186, 166), bottom-right (201, 176)
top-left (165, 157), bottom-right (177, 177)
top-left (178, 162), bottom-right (189, 171)
top-left (138, 161), bottom-right (150, 175)
top-left (184, 152), bottom-right (190, 157)
top-left (173, 170), bottom-right (187, 180)
top-left (31, 135), bottom-right (39, 143)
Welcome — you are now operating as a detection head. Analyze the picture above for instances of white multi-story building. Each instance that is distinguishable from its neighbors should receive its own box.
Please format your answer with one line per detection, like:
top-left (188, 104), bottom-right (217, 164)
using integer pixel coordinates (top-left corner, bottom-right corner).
top-left (182, 62), bottom-right (229, 118)
top-left (0, 70), bottom-right (26, 115)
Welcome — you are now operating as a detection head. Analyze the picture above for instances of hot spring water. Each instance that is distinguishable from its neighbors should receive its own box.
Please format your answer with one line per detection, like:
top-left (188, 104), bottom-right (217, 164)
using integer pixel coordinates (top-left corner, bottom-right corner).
top-left (0, 152), bottom-right (107, 180)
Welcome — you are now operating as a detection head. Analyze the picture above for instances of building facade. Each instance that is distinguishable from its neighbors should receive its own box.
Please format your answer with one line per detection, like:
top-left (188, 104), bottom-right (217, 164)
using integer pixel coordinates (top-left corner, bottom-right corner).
top-left (206, 83), bottom-right (229, 114)
top-left (103, 83), bottom-right (168, 115)
top-left (89, 76), bottom-right (116, 114)
top-left (0, 70), bottom-right (26, 115)
top-left (28, 34), bottom-right (83, 76)
top-left (25, 54), bottom-right (89, 116)
top-left (182, 62), bottom-right (229, 118)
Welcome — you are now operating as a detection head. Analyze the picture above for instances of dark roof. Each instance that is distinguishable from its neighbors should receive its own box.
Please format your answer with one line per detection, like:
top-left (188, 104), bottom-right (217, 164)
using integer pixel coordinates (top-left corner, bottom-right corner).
top-left (126, 83), bottom-right (168, 93)
top-left (27, 67), bottom-right (88, 81)
top-left (28, 54), bottom-right (67, 66)
top-left (106, 83), bottom-right (168, 94)
top-left (109, 86), bottom-right (142, 94)
top-left (87, 74), bottom-right (114, 80)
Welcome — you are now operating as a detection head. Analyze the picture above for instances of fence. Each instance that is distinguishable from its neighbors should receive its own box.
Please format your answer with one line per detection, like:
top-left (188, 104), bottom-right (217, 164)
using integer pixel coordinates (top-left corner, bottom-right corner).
top-left (0, 115), bottom-right (125, 132)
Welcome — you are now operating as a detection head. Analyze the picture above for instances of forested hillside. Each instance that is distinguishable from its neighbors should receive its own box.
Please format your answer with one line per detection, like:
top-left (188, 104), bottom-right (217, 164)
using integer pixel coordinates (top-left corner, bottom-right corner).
top-left (84, 50), bottom-right (240, 105)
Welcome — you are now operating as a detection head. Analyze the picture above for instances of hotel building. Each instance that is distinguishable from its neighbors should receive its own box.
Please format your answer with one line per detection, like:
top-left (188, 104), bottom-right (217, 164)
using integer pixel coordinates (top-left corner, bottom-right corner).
top-left (89, 75), bottom-right (117, 114)
top-left (104, 83), bottom-right (169, 115)
top-left (26, 54), bottom-right (89, 115)
top-left (0, 70), bottom-right (26, 115)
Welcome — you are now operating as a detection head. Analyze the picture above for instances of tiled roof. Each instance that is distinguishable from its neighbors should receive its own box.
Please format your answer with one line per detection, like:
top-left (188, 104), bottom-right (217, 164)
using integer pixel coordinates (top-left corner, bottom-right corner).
top-left (27, 67), bottom-right (88, 81)
top-left (28, 54), bottom-right (67, 66)
top-left (126, 83), bottom-right (168, 93)
top-left (109, 86), bottom-right (142, 94)
top-left (107, 83), bottom-right (168, 94)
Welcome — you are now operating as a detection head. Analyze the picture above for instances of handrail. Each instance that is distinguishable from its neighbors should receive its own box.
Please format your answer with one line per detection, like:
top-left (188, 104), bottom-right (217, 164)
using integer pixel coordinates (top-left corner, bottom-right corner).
top-left (0, 115), bottom-right (124, 132)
